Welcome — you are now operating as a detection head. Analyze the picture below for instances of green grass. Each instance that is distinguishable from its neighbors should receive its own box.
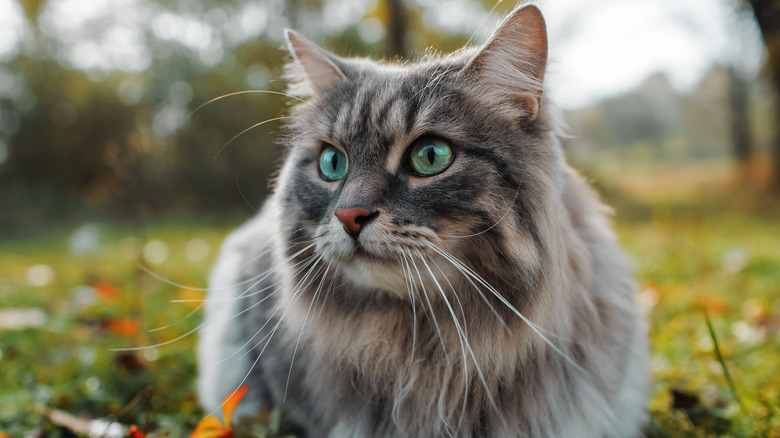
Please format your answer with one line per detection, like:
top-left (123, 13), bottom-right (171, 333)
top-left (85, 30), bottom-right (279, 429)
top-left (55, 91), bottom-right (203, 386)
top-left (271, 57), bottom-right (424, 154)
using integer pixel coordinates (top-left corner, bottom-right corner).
top-left (1, 188), bottom-right (779, 436)
top-left (0, 223), bottom-right (230, 436)
top-left (615, 205), bottom-right (780, 437)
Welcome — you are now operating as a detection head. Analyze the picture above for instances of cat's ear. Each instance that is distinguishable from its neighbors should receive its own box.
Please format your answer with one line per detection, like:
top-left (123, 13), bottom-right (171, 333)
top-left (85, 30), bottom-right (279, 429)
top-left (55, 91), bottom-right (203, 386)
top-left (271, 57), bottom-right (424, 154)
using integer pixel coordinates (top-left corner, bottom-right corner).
top-left (463, 5), bottom-right (548, 119)
top-left (284, 29), bottom-right (348, 97)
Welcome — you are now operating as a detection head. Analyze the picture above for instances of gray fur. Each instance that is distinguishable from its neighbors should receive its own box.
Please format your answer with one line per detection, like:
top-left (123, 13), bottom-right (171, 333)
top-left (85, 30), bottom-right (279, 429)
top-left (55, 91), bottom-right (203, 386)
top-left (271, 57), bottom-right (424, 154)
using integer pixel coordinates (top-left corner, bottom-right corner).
top-left (198, 5), bottom-right (649, 437)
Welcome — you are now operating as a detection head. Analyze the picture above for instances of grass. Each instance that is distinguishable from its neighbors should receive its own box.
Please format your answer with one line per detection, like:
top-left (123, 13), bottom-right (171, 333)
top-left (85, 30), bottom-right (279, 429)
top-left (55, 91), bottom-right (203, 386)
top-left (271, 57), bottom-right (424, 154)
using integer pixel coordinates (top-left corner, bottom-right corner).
top-left (0, 223), bottom-right (227, 436)
top-left (618, 215), bottom-right (780, 437)
top-left (1, 175), bottom-right (779, 436)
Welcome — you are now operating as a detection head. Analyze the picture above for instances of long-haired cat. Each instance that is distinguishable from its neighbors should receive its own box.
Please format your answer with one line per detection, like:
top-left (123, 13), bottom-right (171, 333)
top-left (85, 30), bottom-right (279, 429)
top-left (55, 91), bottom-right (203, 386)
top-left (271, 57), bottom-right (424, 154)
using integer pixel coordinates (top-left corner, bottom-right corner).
top-left (197, 5), bottom-right (649, 437)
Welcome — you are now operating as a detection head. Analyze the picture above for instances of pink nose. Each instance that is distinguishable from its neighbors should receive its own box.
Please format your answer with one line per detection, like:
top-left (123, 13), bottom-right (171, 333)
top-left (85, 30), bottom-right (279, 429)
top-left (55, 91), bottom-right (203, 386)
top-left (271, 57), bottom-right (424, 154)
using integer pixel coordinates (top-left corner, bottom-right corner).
top-left (334, 207), bottom-right (378, 238)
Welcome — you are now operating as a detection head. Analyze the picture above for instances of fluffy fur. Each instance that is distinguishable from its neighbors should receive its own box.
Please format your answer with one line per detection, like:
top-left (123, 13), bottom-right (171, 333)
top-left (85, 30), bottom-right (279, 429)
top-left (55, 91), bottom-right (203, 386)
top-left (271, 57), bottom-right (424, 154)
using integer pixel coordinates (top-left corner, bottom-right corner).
top-left (197, 5), bottom-right (649, 437)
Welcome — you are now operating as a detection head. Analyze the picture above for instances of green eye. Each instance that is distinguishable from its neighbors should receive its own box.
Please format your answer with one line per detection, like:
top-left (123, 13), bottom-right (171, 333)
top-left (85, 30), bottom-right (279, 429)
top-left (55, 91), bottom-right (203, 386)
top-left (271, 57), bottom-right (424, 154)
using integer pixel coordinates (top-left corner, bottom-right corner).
top-left (409, 139), bottom-right (454, 176)
top-left (319, 145), bottom-right (347, 181)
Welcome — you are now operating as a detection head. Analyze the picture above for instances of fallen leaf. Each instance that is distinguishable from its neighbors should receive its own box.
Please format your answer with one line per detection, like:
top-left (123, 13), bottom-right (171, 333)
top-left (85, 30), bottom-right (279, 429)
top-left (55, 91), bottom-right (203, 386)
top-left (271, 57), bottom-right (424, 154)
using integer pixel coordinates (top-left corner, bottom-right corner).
top-left (190, 385), bottom-right (248, 438)
top-left (107, 319), bottom-right (140, 337)
top-left (222, 385), bottom-right (248, 429)
top-left (129, 425), bottom-right (147, 438)
top-left (190, 415), bottom-right (230, 438)
top-left (699, 297), bottom-right (727, 316)
top-left (94, 280), bottom-right (120, 301)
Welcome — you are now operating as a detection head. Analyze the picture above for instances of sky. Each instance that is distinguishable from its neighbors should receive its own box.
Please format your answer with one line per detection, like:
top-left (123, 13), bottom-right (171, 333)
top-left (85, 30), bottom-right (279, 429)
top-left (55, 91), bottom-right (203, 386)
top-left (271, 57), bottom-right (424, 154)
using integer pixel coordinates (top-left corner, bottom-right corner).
top-left (539, 0), bottom-right (765, 108)
top-left (0, 0), bottom-right (767, 110)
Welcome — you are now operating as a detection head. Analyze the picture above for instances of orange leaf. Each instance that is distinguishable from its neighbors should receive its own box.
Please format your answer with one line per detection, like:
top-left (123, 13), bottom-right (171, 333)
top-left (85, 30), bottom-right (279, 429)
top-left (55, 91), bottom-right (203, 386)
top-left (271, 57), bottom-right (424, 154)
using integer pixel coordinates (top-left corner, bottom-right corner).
top-left (108, 319), bottom-right (140, 337)
top-left (129, 425), bottom-right (147, 438)
top-left (94, 281), bottom-right (120, 301)
top-left (221, 385), bottom-right (248, 429)
top-left (189, 386), bottom-right (248, 438)
top-left (704, 297), bottom-right (727, 316)
top-left (189, 415), bottom-right (231, 438)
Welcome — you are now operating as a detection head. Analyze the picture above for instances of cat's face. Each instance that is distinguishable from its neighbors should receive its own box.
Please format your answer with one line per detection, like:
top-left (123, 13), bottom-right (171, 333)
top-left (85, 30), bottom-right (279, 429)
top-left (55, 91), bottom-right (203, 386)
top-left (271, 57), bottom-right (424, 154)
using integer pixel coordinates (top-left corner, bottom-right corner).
top-left (278, 7), bottom-right (558, 296)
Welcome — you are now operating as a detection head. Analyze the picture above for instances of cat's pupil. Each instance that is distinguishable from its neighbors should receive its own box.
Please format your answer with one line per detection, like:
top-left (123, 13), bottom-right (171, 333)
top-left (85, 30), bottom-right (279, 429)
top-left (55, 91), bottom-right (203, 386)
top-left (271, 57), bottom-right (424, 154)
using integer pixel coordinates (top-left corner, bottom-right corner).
top-left (427, 148), bottom-right (435, 165)
top-left (331, 155), bottom-right (338, 170)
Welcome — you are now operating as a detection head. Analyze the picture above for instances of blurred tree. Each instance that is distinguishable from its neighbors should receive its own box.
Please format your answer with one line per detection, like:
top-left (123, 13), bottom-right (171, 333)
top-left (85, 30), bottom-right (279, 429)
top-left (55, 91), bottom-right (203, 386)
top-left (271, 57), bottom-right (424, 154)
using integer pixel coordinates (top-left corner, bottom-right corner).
top-left (386, 0), bottom-right (409, 58)
top-left (747, 0), bottom-right (780, 188)
top-left (0, 0), bottom-right (293, 230)
top-left (725, 0), bottom-right (756, 170)
top-left (728, 67), bottom-right (753, 166)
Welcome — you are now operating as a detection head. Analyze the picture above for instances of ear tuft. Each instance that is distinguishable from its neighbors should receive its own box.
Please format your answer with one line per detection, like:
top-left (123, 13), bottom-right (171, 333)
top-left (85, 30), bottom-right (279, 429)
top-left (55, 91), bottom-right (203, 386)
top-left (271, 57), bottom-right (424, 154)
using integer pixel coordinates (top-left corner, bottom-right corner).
top-left (284, 29), bottom-right (347, 98)
top-left (463, 5), bottom-right (548, 119)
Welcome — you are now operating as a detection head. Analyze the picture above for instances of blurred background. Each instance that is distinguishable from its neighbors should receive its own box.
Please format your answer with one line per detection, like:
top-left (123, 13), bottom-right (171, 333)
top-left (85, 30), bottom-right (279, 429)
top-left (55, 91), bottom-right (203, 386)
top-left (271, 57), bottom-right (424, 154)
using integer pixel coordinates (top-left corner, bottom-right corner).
top-left (0, 0), bottom-right (779, 436)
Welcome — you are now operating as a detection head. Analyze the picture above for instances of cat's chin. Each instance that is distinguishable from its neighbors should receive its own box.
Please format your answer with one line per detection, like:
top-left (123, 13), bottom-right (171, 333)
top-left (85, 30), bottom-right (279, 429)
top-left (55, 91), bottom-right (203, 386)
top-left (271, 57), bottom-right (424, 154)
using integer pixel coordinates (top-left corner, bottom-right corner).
top-left (334, 247), bottom-right (460, 300)
top-left (334, 254), bottom-right (415, 298)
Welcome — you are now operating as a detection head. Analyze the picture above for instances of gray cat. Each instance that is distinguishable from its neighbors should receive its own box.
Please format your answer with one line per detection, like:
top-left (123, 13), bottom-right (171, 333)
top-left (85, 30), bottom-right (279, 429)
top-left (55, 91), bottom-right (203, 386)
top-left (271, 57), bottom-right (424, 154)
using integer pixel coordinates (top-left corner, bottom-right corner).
top-left (197, 5), bottom-right (649, 437)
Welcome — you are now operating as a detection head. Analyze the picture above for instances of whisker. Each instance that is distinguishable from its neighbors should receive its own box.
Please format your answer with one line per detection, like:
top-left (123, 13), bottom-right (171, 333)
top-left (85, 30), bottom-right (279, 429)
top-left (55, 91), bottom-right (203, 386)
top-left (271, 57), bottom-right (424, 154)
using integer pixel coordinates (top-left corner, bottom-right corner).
top-left (215, 255), bottom-right (323, 364)
top-left (427, 243), bottom-right (588, 376)
top-left (148, 305), bottom-right (201, 333)
top-left (171, 278), bottom-right (283, 304)
top-left (415, 250), bottom-right (499, 429)
top-left (212, 257), bottom-right (328, 417)
top-left (185, 89), bottom-right (304, 124)
top-left (398, 253), bottom-right (418, 366)
top-left (460, 0), bottom-right (505, 50)
top-left (407, 249), bottom-right (448, 358)
top-left (285, 261), bottom-right (332, 401)
top-left (111, 271), bottom-right (287, 353)
top-left (309, 265), bottom-right (339, 340)
top-left (428, 257), bottom-right (468, 336)
top-left (114, 251), bottom-right (317, 352)
top-left (170, 251), bottom-right (316, 303)
top-left (214, 116), bottom-right (291, 159)
top-left (140, 242), bottom-right (314, 293)
top-left (415, 251), bottom-right (470, 431)
top-left (438, 187), bottom-right (520, 239)
top-left (235, 174), bottom-right (259, 213)
top-left (432, 251), bottom-right (508, 330)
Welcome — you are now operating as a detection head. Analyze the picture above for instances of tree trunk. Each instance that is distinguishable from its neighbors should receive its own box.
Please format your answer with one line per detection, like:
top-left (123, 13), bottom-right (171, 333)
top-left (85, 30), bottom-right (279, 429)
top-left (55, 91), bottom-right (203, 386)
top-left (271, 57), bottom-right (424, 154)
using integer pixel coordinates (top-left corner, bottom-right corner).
top-left (772, 70), bottom-right (780, 190)
top-left (748, 0), bottom-right (780, 189)
top-left (728, 67), bottom-right (753, 166)
top-left (386, 0), bottom-right (409, 59)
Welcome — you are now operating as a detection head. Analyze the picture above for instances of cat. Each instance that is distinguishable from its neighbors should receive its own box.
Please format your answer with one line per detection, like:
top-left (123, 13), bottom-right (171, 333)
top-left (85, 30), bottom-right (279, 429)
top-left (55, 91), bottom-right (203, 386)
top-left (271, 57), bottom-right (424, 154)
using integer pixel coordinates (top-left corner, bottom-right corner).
top-left (197, 5), bottom-right (649, 437)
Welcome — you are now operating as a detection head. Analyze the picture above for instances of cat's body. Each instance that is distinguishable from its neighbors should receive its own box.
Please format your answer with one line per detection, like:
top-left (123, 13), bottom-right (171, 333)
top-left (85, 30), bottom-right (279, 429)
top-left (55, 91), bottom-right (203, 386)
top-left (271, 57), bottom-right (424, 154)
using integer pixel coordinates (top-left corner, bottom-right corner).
top-left (198, 6), bottom-right (649, 437)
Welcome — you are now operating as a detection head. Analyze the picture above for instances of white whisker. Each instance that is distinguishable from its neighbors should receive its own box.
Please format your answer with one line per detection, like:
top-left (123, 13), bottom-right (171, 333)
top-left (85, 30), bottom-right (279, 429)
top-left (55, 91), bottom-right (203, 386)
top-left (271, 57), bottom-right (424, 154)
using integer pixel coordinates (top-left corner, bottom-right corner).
top-left (216, 255), bottom-right (323, 364)
top-left (114, 249), bottom-right (316, 352)
top-left (140, 242), bottom-right (314, 293)
top-left (427, 243), bottom-right (588, 376)
top-left (185, 89), bottom-right (304, 125)
top-left (407, 249), bottom-right (448, 359)
top-left (214, 116), bottom-right (291, 159)
top-left (235, 173), bottom-right (259, 213)
top-left (416, 250), bottom-right (502, 429)
top-left (438, 187), bottom-right (520, 239)
top-left (285, 261), bottom-right (332, 400)
top-left (398, 253), bottom-right (418, 366)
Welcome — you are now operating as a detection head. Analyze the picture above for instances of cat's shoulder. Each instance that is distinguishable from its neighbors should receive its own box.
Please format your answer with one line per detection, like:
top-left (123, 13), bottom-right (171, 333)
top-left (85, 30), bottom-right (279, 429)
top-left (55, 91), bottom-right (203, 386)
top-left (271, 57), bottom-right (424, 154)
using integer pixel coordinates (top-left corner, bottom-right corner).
top-left (219, 202), bottom-right (279, 258)
top-left (209, 201), bottom-right (282, 303)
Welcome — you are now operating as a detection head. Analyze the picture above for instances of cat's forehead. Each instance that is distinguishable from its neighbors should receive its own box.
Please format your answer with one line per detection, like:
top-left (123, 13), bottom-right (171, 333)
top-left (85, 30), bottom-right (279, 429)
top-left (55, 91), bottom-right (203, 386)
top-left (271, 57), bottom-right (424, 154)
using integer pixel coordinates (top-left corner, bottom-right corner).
top-left (306, 60), bottom-right (471, 158)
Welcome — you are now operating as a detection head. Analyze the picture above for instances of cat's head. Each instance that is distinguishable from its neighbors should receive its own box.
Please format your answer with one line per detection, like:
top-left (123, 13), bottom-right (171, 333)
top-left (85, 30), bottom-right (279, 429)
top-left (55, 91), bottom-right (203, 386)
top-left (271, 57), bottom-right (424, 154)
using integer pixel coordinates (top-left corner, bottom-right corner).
top-left (276, 5), bottom-right (565, 298)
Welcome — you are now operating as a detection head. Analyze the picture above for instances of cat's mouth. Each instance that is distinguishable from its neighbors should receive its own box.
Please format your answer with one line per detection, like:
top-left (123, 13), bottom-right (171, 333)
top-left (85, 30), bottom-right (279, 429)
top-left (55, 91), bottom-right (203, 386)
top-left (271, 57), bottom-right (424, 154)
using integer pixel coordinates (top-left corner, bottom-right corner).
top-left (345, 242), bottom-right (397, 264)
